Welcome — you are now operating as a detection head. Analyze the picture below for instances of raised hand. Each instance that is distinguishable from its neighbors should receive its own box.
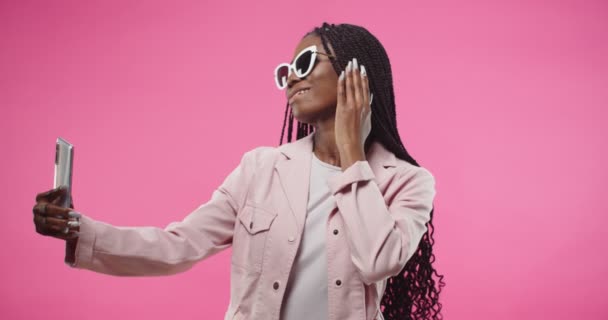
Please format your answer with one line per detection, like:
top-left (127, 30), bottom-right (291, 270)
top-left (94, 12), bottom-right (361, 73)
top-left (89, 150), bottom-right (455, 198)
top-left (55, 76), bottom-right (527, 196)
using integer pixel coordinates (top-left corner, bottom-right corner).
top-left (335, 57), bottom-right (373, 170)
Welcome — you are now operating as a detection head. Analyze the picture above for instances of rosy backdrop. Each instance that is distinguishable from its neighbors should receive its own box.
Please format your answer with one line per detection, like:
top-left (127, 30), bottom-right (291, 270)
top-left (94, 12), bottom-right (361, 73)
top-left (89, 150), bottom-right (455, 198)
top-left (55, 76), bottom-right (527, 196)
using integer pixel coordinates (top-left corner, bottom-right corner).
top-left (2, 0), bottom-right (606, 319)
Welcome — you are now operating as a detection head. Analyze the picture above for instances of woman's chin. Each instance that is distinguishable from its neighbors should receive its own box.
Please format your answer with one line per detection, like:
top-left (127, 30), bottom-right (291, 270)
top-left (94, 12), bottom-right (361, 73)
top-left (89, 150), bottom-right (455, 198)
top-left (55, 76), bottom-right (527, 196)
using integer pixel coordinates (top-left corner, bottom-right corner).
top-left (290, 108), bottom-right (305, 120)
top-left (291, 101), bottom-right (325, 124)
top-left (290, 104), bottom-right (305, 119)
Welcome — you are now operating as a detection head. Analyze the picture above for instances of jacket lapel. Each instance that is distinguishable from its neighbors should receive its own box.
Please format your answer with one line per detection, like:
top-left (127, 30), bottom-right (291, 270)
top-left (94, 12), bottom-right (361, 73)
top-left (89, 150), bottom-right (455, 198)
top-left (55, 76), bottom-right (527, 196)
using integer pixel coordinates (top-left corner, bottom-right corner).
top-left (274, 133), bottom-right (314, 230)
top-left (274, 131), bottom-right (398, 230)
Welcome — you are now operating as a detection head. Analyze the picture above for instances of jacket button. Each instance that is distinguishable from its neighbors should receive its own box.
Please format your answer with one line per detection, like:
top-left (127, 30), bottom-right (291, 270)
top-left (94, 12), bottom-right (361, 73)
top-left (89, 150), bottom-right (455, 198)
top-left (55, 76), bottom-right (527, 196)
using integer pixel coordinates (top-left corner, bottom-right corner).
top-left (288, 236), bottom-right (295, 242)
top-left (273, 281), bottom-right (280, 290)
top-left (333, 229), bottom-right (339, 235)
top-left (335, 279), bottom-right (342, 286)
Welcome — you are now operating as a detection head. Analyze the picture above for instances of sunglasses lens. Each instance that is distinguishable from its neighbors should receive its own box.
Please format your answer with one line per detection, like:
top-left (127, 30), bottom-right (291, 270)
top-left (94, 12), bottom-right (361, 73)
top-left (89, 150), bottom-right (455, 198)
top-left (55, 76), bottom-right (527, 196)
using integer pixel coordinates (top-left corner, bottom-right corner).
top-left (276, 66), bottom-right (289, 88)
top-left (295, 50), bottom-right (313, 76)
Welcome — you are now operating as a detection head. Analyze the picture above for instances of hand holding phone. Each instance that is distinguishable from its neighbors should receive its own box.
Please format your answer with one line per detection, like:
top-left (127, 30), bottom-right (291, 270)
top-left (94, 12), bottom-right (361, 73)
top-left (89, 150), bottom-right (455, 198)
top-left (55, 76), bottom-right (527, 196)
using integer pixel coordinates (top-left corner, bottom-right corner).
top-left (32, 137), bottom-right (81, 241)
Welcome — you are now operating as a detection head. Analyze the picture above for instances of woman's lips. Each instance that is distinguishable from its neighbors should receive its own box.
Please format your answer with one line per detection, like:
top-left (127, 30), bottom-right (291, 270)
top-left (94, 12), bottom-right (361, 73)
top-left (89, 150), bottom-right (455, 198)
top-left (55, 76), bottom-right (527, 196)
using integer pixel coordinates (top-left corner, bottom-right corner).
top-left (289, 88), bottom-right (311, 105)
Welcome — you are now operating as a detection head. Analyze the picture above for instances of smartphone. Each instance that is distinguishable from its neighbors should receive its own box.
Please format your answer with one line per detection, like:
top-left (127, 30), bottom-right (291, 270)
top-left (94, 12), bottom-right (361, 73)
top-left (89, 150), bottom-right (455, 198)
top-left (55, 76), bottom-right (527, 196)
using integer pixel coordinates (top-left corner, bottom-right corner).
top-left (54, 137), bottom-right (74, 208)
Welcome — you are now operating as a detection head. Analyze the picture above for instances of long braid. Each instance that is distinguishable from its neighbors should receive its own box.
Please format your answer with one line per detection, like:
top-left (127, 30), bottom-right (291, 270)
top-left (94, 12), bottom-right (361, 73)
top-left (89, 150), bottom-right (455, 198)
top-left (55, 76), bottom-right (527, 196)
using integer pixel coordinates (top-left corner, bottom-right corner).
top-left (287, 104), bottom-right (294, 143)
top-left (278, 22), bottom-right (445, 319)
top-left (279, 102), bottom-right (290, 145)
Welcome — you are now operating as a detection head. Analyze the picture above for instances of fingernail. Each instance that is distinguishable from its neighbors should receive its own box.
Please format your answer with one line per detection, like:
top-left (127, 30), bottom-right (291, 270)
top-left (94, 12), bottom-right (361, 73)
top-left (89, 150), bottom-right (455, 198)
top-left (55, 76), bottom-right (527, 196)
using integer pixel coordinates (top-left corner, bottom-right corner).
top-left (68, 220), bottom-right (80, 228)
top-left (353, 58), bottom-right (358, 70)
top-left (68, 211), bottom-right (82, 218)
top-left (63, 227), bottom-right (69, 234)
top-left (360, 65), bottom-right (366, 77)
top-left (339, 70), bottom-right (345, 81)
top-left (346, 61), bottom-right (352, 72)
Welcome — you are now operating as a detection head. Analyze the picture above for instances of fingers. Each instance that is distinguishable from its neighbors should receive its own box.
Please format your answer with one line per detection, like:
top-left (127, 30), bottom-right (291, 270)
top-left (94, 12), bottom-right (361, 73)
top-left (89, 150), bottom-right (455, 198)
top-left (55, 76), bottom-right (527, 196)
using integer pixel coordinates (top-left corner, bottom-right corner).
top-left (351, 59), bottom-right (363, 109)
top-left (35, 186), bottom-right (67, 203)
top-left (33, 214), bottom-right (80, 239)
top-left (34, 214), bottom-right (74, 232)
top-left (33, 202), bottom-right (75, 219)
top-left (360, 65), bottom-right (370, 108)
top-left (345, 60), bottom-right (356, 108)
top-left (337, 69), bottom-right (346, 108)
top-left (34, 187), bottom-right (81, 240)
top-left (345, 58), bottom-right (371, 111)
top-left (51, 191), bottom-right (67, 206)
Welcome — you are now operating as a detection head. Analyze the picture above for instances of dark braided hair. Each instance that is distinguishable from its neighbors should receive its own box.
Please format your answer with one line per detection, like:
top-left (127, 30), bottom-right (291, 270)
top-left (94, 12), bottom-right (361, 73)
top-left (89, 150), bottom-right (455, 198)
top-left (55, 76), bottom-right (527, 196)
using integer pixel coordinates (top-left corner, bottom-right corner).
top-left (278, 22), bottom-right (445, 320)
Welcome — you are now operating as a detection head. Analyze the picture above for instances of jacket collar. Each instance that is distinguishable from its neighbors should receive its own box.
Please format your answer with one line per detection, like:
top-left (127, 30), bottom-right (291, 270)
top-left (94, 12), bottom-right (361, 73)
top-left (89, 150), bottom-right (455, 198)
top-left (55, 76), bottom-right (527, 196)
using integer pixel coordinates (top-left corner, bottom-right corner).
top-left (273, 131), bottom-right (397, 231)
top-left (276, 131), bottom-right (397, 170)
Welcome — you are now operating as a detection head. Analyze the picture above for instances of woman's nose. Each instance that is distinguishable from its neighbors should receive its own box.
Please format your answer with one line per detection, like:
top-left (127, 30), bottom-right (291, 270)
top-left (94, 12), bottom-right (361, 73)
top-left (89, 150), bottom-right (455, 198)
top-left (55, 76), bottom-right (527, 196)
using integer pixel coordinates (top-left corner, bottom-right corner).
top-left (286, 68), bottom-right (301, 89)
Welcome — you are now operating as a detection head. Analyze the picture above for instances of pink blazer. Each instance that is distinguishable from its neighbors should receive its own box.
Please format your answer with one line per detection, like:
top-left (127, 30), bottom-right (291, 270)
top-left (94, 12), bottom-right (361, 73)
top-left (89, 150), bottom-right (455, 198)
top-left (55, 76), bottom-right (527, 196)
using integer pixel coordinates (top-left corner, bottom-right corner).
top-left (68, 132), bottom-right (436, 320)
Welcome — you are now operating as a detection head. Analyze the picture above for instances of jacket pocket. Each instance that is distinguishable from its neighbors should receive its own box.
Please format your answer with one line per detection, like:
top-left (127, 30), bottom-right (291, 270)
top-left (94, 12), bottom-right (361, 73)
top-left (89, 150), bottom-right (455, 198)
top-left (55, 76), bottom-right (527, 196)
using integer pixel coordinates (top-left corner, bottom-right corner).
top-left (231, 204), bottom-right (277, 274)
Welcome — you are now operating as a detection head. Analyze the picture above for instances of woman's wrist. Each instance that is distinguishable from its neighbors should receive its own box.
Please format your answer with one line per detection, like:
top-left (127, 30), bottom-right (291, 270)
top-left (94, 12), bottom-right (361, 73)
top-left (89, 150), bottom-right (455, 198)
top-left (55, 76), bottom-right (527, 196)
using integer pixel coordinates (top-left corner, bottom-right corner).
top-left (65, 236), bottom-right (78, 265)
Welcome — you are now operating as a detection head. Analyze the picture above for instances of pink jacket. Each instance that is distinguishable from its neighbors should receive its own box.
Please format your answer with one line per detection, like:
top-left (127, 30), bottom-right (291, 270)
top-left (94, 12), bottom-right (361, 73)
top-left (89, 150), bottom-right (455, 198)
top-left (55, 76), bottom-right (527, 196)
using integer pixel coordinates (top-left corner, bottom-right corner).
top-left (67, 132), bottom-right (436, 320)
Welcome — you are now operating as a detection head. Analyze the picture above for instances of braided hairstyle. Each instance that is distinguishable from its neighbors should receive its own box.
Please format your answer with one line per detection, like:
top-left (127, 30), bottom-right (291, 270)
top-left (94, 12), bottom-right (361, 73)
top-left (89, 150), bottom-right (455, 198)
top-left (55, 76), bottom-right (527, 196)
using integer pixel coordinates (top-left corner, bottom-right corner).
top-left (278, 22), bottom-right (445, 319)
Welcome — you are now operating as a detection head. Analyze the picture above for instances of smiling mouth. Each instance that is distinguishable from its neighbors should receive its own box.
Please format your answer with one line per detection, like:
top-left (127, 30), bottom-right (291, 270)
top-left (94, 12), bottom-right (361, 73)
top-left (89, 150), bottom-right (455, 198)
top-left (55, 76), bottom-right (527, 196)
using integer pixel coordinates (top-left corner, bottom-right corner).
top-left (290, 88), bottom-right (311, 104)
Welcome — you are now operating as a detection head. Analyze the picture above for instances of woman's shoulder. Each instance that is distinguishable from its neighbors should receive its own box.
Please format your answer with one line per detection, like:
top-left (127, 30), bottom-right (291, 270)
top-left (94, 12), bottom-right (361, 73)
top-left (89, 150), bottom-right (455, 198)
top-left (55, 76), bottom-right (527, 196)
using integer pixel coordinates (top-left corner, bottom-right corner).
top-left (369, 141), bottom-right (435, 184)
top-left (389, 155), bottom-right (436, 188)
top-left (241, 145), bottom-right (282, 167)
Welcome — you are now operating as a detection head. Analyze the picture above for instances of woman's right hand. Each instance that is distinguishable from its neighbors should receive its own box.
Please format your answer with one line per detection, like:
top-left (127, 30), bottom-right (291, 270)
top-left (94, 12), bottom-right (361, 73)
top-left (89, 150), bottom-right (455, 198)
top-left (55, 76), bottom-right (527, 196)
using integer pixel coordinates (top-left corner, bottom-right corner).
top-left (33, 186), bottom-right (81, 241)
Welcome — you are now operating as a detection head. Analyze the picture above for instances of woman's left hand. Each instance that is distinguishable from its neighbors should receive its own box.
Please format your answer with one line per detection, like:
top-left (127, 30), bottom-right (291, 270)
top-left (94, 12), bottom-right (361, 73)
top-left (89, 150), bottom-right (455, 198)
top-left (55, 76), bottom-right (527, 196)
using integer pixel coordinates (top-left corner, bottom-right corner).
top-left (335, 57), bottom-right (373, 170)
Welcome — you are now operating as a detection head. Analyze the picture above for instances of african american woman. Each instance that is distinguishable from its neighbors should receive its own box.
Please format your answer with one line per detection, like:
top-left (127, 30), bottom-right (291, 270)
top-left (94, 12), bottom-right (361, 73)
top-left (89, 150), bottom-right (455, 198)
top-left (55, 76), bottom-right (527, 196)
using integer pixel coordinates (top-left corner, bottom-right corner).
top-left (33, 22), bottom-right (445, 320)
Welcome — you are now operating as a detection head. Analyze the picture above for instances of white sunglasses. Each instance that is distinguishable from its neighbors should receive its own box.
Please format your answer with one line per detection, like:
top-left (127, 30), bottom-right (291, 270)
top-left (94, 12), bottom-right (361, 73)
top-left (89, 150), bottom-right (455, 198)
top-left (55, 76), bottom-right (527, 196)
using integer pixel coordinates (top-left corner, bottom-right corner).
top-left (274, 45), bottom-right (335, 90)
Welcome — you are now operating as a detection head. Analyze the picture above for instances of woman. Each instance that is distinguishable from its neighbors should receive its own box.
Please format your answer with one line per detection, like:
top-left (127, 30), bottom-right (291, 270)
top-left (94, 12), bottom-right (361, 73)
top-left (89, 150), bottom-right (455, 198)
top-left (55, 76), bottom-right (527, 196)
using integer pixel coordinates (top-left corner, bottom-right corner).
top-left (32, 22), bottom-right (445, 320)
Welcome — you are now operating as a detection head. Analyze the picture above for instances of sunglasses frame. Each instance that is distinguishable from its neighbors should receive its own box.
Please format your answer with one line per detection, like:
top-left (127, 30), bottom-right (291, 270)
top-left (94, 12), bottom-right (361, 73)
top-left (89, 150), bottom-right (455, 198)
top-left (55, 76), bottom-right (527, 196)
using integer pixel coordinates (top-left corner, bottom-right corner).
top-left (274, 45), bottom-right (335, 90)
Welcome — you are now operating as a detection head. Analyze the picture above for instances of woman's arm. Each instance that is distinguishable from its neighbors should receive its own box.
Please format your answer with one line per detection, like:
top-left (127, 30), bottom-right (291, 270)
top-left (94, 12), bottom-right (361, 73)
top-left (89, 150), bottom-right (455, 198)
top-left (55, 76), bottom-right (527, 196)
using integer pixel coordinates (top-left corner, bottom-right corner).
top-left (328, 161), bottom-right (436, 285)
top-left (65, 150), bottom-right (256, 277)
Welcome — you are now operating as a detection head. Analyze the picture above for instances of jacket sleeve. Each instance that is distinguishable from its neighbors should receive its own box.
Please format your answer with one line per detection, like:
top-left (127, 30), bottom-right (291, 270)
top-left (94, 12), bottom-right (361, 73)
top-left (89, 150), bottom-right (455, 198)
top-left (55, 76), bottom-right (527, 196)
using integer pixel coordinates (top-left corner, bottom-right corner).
top-left (327, 160), bottom-right (436, 285)
top-left (65, 150), bottom-right (256, 277)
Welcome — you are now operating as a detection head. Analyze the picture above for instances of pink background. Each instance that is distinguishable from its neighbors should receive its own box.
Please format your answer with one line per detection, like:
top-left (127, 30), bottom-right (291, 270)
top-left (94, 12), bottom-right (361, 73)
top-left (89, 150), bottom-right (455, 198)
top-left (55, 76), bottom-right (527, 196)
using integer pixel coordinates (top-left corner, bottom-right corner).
top-left (2, 0), bottom-right (607, 319)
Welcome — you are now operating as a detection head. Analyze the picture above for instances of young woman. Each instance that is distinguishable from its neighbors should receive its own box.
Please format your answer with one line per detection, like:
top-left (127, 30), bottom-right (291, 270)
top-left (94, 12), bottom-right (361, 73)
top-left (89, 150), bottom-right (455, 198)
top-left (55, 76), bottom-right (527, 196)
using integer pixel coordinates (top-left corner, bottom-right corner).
top-left (33, 22), bottom-right (445, 320)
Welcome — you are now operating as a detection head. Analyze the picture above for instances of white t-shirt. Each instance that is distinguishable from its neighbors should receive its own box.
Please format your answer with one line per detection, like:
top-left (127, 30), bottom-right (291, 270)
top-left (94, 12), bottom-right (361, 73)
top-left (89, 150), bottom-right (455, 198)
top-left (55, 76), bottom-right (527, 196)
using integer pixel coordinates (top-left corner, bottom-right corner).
top-left (279, 152), bottom-right (342, 320)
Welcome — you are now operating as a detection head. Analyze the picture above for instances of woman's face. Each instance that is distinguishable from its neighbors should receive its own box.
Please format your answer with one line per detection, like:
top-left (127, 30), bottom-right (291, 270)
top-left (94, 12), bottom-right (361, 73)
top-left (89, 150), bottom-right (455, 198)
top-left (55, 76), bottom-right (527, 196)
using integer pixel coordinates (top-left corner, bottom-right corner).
top-left (286, 34), bottom-right (339, 125)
